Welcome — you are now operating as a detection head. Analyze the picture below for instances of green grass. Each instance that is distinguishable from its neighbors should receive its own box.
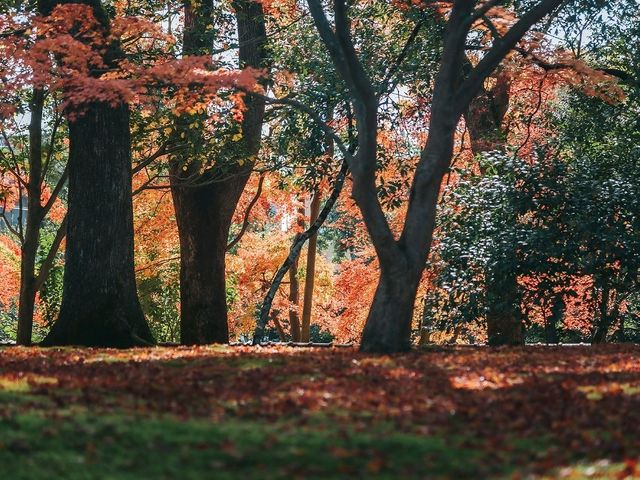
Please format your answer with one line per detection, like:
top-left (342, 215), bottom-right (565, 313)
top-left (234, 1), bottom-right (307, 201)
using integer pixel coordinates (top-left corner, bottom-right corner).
top-left (0, 408), bottom-right (481, 479)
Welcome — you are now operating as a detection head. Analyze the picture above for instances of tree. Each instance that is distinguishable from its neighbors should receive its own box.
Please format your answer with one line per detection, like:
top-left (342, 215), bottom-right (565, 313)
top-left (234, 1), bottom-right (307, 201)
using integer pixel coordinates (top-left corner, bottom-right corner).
top-left (169, 0), bottom-right (268, 345)
top-left (39, 0), bottom-right (154, 346)
top-left (301, 0), bottom-right (573, 352)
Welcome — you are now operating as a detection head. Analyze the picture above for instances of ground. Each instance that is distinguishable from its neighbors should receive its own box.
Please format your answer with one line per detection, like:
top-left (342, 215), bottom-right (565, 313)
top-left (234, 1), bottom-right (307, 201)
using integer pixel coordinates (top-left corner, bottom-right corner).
top-left (0, 345), bottom-right (639, 479)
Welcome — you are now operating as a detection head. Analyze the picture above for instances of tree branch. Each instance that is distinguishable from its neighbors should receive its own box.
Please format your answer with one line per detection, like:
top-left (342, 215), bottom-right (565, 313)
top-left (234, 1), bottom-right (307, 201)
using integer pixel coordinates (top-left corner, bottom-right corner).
top-left (226, 174), bottom-right (265, 251)
top-left (252, 161), bottom-right (349, 344)
top-left (34, 215), bottom-right (67, 292)
top-left (455, 0), bottom-right (565, 114)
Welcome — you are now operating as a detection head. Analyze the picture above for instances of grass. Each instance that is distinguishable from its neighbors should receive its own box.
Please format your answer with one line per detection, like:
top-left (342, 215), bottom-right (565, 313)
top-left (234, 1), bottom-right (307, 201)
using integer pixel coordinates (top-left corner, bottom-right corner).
top-left (1, 408), bottom-right (481, 479)
top-left (0, 345), bottom-right (639, 478)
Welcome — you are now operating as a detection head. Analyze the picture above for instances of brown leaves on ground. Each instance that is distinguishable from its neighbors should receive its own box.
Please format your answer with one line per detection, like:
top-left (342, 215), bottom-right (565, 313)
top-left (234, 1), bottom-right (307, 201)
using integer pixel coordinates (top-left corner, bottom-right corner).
top-left (1, 344), bottom-right (639, 476)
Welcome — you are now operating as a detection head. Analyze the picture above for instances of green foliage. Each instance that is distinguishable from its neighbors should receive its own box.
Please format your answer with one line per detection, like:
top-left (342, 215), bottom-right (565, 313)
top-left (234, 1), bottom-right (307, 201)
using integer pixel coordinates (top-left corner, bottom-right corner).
top-left (137, 263), bottom-right (181, 343)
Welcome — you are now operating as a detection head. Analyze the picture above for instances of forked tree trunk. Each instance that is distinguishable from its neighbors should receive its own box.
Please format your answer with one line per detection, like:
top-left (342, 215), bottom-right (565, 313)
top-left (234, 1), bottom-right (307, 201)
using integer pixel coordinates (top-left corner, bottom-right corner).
top-left (171, 0), bottom-right (267, 344)
top-left (305, 0), bottom-right (566, 353)
top-left (42, 102), bottom-right (153, 347)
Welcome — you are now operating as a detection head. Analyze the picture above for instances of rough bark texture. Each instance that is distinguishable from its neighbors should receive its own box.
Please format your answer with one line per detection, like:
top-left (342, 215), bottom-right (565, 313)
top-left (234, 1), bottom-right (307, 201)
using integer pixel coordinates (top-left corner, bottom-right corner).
top-left (37, 0), bottom-right (152, 347)
top-left (170, 0), bottom-right (267, 344)
top-left (42, 102), bottom-right (153, 347)
top-left (360, 266), bottom-right (421, 353)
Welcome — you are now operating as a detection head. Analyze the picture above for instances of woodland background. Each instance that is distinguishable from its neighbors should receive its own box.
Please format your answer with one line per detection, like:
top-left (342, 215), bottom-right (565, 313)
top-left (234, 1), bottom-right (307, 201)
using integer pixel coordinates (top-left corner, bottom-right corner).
top-left (1, 1), bottom-right (640, 478)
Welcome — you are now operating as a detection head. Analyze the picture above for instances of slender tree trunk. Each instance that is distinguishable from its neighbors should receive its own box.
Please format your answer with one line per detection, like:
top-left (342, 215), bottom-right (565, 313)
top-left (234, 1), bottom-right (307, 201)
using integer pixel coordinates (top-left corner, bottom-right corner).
top-left (591, 287), bottom-right (611, 344)
top-left (42, 102), bottom-right (153, 347)
top-left (464, 72), bottom-right (523, 346)
top-left (16, 89), bottom-right (44, 345)
top-left (300, 190), bottom-right (321, 342)
top-left (545, 293), bottom-right (564, 344)
top-left (288, 251), bottom-right (301, 342)
top-left (171, 0), bottom-right (267, 344)
top-left (287, 203), bottom-right (305, 341)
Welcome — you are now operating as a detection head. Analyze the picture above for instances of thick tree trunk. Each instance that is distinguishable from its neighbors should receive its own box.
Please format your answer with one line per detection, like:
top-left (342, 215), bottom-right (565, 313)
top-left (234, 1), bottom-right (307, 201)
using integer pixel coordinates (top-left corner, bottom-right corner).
top-left (360, 265), bottom-right (421, 353)
top-left (172, 182), bottom-right (234, 344)
top-left (42, 103), bottom-right (153, 347)
top-left (171, 0), bottom-right (267, 344)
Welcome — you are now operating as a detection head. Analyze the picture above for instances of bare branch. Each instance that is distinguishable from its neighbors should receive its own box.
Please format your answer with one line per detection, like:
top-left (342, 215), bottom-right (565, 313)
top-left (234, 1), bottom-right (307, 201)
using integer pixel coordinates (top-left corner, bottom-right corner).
top-left (41, 164), bottom-right (68, 216)
top-left (455, 0), bottom-right (565, 114)
top-left (226, 174), bottom-right (265, 251)
top-left (250, 91), bottom-right (354, 163)
top-left (378, 20), bottom-right (424, 97)
top-left (34, 215), bottom-right (67, 292)
top-left (253, 161), bottom-right (349, 344)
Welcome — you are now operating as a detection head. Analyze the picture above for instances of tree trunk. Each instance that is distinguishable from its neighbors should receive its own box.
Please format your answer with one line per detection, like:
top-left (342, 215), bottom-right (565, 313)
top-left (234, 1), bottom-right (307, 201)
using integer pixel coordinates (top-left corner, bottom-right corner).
top-left (591, 287), bottom-right (611, 344)
top-left (360, 265), bottom-right (421, 353)
top-left (300, 190), bottom-right (321, 342)
top-left (42, 103), bottom-right (153, 347)
top-left (486, 264), bottom-right (523, 346)
top-left (172, 183), bottom-right (234, 344)
top-left (288, 251), bottom-right (301, 342)
top-left (16, 88), bottom-right (44, 345)
top-left (545, 293), bottom-right (564, 344)
top-left (171, 0), bottom-right (267, 344)
top-left (464, 72), bottom-right (524, 346)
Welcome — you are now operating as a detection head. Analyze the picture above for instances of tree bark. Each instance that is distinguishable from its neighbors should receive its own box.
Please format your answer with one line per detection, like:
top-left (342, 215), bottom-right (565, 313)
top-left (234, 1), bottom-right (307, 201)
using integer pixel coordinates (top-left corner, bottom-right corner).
top-left (170, 0), bottom-right (267, 344)
top-left (305, 0), bottom-right (566, 353)
top-left (288, 251), bottom-right (302, 342)
top-left (42, 102), bottom-right (153, 347)
top-left (253, 162), bottom-right (348, 343)
top-left (16, 89), bottom-right (44, 345)
top-left (300, 191), bottom-right (321, 342)
top-left (360, 265), bottom-right (421, 353)
top-left (545, 293), bottom-right (564, 344)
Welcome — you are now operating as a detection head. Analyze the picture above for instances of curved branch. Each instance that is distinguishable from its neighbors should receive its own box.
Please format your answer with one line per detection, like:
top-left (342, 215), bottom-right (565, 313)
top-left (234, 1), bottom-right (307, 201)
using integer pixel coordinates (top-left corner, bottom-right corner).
top-left (226, 174), bottom-right (265, 251)
top-left (252, 161), bottom-right (349, 344)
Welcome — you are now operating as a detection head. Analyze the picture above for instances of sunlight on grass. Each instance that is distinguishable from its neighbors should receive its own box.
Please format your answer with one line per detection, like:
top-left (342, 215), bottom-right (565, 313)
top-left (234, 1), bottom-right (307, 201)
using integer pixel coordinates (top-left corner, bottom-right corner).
top-left (0, 375), bottom-right (58, 393)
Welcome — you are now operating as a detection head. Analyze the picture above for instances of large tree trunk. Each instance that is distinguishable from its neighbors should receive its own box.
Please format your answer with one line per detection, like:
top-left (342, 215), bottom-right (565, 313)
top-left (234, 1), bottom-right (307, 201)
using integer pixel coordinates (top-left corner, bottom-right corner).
top-left (171, 0), bottom-right (267, 344)
top-left (360, 265), bottom-right (421, 353)
top-left (42, 102), bottom-right (153, 347)
top-left (305, 0), bottom-right (564, 353)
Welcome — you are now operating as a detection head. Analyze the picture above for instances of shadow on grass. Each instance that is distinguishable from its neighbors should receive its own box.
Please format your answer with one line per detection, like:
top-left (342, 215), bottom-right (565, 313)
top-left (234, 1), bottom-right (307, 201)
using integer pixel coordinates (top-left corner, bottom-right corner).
top-left (0, 345), bottom-right (639, 478)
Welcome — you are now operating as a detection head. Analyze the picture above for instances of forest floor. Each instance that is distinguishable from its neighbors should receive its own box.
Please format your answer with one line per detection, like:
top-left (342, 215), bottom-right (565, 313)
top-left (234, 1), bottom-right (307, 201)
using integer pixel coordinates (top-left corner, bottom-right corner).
top-left (0, 345), bottom-right (639, 479)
